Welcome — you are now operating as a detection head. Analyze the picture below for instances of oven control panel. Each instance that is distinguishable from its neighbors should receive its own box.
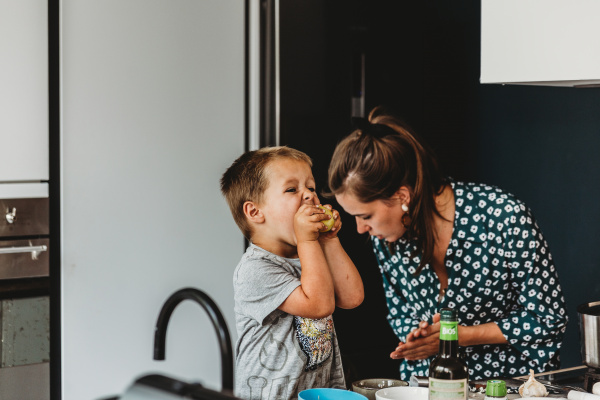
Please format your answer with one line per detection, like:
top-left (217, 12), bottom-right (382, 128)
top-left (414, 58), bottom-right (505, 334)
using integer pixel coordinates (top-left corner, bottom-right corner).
top-left (0, 198), bottom-right (49, 238)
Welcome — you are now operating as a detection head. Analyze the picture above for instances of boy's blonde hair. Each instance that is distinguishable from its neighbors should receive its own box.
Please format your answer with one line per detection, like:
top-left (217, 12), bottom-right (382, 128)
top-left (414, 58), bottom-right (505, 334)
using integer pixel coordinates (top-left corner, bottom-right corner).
top-left (220, 146), bottom-right (312, 240)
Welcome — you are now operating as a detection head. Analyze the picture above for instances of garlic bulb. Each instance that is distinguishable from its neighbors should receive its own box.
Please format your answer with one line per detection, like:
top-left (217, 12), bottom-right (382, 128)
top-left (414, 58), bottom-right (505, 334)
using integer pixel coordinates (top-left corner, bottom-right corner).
top-left (518, 369), bottom-right (548, 397)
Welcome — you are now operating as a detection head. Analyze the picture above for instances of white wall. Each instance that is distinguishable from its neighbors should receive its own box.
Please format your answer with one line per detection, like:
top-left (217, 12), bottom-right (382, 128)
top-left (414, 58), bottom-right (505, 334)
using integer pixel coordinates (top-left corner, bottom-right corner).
top-left (61, 1), bottom-right (245, 399)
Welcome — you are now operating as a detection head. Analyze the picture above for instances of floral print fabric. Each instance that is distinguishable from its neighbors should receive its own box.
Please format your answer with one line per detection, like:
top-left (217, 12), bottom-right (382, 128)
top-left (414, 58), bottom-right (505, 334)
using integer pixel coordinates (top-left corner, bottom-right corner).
top-left (372, 180), bottom-right (568, 381)
top-left (293, 316), bottom-right (334, 371)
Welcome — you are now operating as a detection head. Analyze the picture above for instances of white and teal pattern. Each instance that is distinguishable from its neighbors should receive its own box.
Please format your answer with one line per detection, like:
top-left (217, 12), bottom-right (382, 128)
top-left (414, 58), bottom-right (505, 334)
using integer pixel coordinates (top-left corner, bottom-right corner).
top-left (373, 180), bottom-right (568, 381)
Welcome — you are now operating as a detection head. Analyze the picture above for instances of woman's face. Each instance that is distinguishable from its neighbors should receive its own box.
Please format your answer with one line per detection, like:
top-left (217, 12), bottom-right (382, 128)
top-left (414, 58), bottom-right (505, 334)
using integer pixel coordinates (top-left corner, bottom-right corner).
top-left (336, 191), bottom-right (407, 242)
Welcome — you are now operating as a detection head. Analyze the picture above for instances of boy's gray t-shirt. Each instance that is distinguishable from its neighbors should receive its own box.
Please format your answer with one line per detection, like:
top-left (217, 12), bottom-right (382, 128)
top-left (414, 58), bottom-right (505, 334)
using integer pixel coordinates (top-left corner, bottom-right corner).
top-left (233, 243), bottom-right (346, 400)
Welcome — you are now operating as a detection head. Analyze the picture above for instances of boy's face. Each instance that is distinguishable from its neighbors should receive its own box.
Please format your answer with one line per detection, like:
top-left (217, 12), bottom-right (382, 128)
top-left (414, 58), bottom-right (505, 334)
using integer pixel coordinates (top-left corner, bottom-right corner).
top-left (258, 158), bottom-right (319, 248)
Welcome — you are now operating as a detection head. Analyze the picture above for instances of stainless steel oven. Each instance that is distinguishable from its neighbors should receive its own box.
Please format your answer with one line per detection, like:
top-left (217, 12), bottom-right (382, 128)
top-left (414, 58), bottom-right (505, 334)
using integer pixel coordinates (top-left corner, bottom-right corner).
top-left (0, 183), bottom-right (50, 400)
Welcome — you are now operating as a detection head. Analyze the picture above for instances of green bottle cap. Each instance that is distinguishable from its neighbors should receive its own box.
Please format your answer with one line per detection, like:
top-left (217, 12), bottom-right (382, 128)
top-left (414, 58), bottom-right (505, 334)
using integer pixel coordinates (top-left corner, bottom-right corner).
top-left (440, 308), bottom-right (457, 322)
top-left (486, 380), bottom-right (507, 397)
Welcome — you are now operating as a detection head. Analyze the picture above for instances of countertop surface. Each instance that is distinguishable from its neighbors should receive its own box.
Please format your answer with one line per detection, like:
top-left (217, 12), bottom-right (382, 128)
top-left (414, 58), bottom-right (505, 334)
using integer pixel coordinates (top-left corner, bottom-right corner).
top-left (468, 366), bottom-right (590, 400)
top-left (468, 376), bottom-right (571, 399)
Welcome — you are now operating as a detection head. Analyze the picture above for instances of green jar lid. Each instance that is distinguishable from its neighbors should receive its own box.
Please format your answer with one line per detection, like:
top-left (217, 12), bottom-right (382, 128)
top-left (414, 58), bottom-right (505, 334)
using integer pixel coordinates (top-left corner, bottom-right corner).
top-left (440, 308), bottom-right (457, 322)
top-left (486, 380), bottom-right (507, 397)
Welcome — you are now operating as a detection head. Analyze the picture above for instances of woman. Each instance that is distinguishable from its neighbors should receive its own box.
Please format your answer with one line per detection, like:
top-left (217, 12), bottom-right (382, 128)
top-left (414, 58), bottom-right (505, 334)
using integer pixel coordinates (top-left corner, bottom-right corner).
top-left (327, 106), bottom-right (568, 381)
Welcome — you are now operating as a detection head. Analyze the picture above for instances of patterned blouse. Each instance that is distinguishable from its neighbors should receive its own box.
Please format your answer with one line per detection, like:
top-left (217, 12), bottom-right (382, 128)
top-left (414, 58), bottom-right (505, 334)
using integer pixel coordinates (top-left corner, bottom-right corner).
top-left (372, 180), bottom-right (568, 381)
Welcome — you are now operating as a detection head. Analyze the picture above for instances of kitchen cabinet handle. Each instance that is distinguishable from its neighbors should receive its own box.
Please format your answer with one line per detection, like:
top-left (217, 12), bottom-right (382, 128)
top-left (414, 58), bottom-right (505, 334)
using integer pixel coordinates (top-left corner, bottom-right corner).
top-left (0, 245), bottom-right (47, 259)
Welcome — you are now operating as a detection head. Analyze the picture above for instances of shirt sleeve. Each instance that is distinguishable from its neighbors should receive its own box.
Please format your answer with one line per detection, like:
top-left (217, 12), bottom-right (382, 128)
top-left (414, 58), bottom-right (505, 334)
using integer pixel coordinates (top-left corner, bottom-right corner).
top-left (495, 202), bottom-right (569, 368)
top-left (234, 255), bottom-right (301, 325)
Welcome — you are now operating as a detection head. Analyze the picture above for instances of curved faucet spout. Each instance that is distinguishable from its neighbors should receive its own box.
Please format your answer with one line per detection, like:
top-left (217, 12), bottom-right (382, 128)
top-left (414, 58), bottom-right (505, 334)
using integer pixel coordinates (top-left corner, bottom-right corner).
top-left (153, 287), bottom-right (234, 392)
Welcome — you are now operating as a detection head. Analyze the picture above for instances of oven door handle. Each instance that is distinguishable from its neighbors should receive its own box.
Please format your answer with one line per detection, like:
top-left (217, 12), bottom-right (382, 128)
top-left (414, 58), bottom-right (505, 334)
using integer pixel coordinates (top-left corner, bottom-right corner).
top-left (0, 245), bottom-right (48, 260)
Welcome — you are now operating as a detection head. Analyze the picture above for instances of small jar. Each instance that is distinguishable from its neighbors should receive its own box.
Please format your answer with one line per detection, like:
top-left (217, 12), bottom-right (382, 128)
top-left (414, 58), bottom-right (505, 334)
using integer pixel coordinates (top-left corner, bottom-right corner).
top-left (484, 380), bottom-right (507, 400)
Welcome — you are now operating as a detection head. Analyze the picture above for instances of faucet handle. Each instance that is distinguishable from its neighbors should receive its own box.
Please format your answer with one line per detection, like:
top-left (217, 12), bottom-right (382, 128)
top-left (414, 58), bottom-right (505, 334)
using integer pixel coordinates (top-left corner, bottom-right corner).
top-left (153, 287), bottom-right (234, 392)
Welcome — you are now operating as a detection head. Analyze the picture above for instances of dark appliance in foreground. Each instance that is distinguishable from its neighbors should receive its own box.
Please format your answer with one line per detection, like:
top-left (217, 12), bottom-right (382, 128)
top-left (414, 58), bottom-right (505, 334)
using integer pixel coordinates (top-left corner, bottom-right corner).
top-left (115, 374), bottom-right (242, 400)
top-left (113, 288), bottom-right (241, 400)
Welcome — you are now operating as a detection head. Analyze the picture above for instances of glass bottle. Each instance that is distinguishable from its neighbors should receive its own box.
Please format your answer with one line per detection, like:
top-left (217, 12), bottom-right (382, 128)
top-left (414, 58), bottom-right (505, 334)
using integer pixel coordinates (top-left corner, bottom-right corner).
top-left (428, 308), bottom-right (469, 400)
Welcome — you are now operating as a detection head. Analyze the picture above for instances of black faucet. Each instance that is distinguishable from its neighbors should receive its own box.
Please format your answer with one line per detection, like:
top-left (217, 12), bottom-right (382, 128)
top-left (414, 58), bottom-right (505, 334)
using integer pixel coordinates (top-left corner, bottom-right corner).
top-left (153, 287), bottom-right (234, 392)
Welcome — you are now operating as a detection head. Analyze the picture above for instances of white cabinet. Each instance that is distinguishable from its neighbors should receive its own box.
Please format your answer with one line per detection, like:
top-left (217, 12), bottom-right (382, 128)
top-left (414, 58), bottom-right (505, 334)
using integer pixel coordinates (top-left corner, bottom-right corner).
top-left (0, 0), bottom-right (49, 182)
top-left (481, 0), bottom-right (600, 87)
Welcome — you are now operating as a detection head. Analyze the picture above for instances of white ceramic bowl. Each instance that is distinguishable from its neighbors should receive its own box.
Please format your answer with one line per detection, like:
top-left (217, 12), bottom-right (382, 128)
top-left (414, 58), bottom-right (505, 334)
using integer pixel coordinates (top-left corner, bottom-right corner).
top-left (375, 386), bottom-right (428, 400)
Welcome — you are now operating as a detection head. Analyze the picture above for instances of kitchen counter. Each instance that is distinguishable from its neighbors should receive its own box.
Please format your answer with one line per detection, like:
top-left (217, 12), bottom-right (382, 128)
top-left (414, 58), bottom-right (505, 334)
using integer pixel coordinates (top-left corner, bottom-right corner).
top-left (468, 366), bottom-right (589, 400)
top-left (469, 378), bottom-right (568, 399)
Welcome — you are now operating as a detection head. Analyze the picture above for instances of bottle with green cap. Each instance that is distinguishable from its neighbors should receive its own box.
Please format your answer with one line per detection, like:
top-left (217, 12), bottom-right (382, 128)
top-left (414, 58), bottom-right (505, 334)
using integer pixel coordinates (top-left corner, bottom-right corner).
top-left (484, 380), bottom-right (507, 400)
top-left (428, 308), bottom-right (469, 400)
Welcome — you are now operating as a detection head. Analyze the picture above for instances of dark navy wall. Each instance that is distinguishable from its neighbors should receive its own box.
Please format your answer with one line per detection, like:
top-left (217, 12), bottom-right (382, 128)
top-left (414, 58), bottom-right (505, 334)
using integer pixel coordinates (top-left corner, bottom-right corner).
top-left (278, 0), bottom-right (600, 379)
top-left (359, 0), bottom-right (600, 369)
top-left (475, 85), bottom-right (600, 367)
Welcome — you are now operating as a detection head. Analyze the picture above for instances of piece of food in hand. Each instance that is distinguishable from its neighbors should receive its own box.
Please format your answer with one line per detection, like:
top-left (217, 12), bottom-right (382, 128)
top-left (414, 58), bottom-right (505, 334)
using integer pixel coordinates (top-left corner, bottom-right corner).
top-left (317, 205), bottom-right (335, 232)
top-left (518, 369), bottom-right (548, 397)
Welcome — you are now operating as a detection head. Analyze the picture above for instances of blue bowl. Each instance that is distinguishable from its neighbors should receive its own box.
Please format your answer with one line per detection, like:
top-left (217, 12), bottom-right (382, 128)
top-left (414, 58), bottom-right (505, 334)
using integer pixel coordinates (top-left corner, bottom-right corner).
top-left (299, 388), bottom-right (368, 400)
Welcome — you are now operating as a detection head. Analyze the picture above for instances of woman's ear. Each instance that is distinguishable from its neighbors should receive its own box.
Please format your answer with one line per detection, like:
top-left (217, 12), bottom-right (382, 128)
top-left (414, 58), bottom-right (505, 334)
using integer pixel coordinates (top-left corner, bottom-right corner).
top-left (243, 201), bottom-right (264, 224)
top-left (393, 186), bottom-right (412, 206)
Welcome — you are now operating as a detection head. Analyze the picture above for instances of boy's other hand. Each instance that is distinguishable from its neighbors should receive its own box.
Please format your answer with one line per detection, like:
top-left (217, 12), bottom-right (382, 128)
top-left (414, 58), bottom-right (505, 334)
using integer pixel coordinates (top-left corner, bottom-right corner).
top-left (316, 204), bottom-right (341, 241)
top-left (294, 204), bottom-right (336, 243)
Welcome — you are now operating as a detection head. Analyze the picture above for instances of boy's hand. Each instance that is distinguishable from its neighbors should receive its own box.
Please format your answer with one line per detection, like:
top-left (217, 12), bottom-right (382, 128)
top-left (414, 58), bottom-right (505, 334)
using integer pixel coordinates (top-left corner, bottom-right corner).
top-left (294, 204), bottom-right (333, 243)
top-left (316, 204), bottom-right (341, 241)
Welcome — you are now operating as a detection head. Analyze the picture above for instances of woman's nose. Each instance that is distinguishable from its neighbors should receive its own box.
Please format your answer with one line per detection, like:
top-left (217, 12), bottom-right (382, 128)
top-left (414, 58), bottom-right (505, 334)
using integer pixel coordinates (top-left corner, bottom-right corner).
top-left (356, 217), bottom-right (369, 234)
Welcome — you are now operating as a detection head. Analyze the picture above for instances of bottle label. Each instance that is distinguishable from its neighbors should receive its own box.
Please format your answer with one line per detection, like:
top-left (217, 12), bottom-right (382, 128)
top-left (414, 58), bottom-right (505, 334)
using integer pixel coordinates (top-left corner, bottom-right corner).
top-left (439, 320), bottom-right (458, 341)
top-left (429, 377), bottom-right (468, 400)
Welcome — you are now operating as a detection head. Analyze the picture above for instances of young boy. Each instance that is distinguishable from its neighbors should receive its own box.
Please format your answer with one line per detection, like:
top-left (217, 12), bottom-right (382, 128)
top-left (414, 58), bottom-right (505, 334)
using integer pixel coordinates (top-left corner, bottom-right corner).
top-left (220, 146), bottom-right (364, 400)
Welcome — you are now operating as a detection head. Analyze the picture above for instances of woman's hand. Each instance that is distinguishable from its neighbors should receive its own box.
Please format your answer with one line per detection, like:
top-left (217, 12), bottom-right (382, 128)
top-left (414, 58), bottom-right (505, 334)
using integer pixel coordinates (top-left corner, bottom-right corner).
top-left (390, 313), bottom-right (441, 361)
top-left (390, 336), bottom-right (439, 360)
top-left (389, 313), bottom-right (510, 361)
top-left (390, 316), bottom-right (510, 360)
top-left (408, 313), bottom-right (441, 341)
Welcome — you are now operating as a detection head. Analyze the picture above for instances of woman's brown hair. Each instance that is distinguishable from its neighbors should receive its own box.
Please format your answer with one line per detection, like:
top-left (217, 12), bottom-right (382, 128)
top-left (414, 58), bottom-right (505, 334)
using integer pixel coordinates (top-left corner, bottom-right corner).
top-left (327, 106), bottom-right (446, 273)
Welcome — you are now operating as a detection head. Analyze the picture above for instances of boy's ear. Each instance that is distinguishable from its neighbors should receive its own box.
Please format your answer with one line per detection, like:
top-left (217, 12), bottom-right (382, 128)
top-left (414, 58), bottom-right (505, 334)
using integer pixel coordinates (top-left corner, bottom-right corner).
top-left (243, 201), bottom-right (264, 224)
